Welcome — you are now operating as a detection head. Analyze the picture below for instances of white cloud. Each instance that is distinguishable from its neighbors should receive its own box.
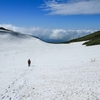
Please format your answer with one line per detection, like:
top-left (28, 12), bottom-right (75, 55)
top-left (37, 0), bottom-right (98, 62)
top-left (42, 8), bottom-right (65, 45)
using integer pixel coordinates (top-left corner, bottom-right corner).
top-left (50, 29), bottom-right (66, 39)
top-left (43, 0), bottom-right (100, 15)
top-left (0, 24), bottom-right (96, 42)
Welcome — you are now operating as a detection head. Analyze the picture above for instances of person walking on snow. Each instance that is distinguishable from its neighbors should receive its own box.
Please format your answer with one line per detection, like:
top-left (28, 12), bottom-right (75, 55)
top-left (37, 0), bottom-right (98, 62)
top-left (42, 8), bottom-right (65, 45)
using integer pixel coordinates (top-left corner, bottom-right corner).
top-left (28, 59), bottom-right (31, 67)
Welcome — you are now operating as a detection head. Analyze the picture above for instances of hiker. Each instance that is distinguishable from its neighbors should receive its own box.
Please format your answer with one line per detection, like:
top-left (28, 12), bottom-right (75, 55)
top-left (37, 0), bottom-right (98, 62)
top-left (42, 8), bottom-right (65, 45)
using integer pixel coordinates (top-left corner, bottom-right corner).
top-left (28, 59), bottom-right (31, 67)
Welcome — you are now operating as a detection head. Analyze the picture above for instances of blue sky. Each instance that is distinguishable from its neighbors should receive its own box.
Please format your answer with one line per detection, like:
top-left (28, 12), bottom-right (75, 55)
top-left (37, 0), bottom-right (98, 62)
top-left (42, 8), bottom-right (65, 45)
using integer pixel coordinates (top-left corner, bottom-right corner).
top-left (0, 0), bottom-right (100, 42)
top-left (0, 0), bottom-right (100, 29)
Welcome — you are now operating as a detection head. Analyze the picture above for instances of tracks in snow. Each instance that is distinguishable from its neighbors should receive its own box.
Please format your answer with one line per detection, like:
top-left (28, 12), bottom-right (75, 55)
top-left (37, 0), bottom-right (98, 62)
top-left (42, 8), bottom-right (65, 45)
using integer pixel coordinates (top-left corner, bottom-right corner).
top-left (0, 67), bottom-right (34, 100)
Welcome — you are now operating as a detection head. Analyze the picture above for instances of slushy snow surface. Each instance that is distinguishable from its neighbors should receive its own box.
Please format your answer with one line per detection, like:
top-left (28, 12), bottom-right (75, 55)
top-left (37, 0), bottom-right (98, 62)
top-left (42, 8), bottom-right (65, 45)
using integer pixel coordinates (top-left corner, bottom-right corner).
top-left (0, 34), bottom-right (100, 100)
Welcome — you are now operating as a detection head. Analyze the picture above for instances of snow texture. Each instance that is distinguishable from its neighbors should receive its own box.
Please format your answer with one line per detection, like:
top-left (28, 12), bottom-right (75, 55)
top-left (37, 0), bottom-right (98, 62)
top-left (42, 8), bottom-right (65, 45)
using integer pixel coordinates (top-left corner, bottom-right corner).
top-left (0, 33), bottom-right (100, 100)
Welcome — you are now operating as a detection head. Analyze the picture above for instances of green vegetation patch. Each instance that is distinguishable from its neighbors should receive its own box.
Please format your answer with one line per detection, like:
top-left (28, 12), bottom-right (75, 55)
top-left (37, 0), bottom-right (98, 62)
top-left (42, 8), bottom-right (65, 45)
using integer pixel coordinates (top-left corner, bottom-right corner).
top-left (63, 31), bottom-right (100, 46)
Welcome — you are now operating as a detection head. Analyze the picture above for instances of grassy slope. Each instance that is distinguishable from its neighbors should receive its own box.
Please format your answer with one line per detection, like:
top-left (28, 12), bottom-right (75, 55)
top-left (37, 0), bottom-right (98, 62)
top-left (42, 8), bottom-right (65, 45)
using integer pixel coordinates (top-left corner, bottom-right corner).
top-left (63, 31), bottom-right (100, 46)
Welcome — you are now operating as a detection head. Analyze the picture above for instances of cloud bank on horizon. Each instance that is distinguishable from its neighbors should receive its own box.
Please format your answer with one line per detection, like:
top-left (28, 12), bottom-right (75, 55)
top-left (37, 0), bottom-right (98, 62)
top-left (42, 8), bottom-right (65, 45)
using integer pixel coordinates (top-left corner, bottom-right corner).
top-left (0, 24), bottom-right (96, 42)
top-left (43, 0), bottom-right (100, 15)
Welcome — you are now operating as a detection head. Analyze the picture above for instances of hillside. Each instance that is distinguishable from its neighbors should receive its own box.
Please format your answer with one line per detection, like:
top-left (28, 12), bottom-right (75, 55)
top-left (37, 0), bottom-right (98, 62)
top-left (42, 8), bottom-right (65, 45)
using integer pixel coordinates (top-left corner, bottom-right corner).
top-left (0, 27), bottom-right (48, 43)
top-left (63, 31), bottom-right (100, 46)
top-left (0, 27), bottom-right (28, 38)
top-left (0, 27), bottom-right (7, 30)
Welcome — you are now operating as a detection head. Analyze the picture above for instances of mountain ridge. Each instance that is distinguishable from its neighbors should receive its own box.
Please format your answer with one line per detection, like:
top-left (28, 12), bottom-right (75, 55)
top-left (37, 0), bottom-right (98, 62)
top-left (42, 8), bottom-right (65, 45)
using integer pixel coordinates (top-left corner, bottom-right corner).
top-left (0, 27), bottom-right (48, 42)
top-left (62, 31), bottom-right (100, 46)
top-left (0, 27), bottom-right (100, 46)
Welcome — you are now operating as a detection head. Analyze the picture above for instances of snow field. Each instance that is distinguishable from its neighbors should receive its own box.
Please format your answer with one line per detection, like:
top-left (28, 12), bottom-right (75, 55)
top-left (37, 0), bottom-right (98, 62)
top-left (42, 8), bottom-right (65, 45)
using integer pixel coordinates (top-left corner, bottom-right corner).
top-left (0, 35), bottom-right (100, 100)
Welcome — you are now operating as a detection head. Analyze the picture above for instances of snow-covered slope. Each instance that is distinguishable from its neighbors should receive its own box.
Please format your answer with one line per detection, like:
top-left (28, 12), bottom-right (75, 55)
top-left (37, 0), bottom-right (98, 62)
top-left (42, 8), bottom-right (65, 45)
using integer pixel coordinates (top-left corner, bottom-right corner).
top-left (0, 31), bottom-right (100, 100)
